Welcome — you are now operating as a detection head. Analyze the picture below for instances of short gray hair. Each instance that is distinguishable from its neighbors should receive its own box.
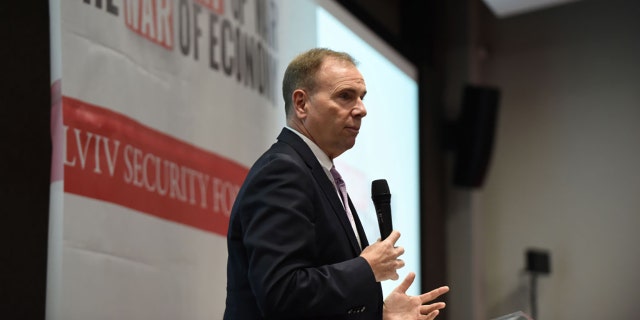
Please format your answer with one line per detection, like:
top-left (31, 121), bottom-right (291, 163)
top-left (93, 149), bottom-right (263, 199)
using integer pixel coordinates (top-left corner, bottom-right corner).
top-left (282, 48), bottom-right (357, 117)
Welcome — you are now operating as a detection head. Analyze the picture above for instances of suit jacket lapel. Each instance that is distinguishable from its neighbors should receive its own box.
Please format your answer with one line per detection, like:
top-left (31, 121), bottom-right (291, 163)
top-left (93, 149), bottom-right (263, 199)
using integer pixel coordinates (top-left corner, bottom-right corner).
top-left (277, 129), bottom-right (363, 254)
top-left (348, 198), bottom-right (370, 248)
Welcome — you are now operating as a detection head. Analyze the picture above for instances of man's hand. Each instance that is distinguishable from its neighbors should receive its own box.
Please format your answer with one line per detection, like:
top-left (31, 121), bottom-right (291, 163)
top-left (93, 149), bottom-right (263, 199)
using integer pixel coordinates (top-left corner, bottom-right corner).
top-left (360, 230), bottom-right (405, 281)
top-left (383, 272), bottom-right (449, 320)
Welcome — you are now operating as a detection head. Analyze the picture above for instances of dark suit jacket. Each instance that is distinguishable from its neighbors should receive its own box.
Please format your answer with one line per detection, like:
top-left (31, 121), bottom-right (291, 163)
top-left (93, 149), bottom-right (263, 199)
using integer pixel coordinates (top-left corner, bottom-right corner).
top-left (224, 128), bottom-right (383, 319)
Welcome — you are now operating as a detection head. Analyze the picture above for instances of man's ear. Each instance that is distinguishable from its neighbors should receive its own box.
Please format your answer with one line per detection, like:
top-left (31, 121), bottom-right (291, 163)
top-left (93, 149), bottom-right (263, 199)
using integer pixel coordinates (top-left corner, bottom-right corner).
top-left (292, 89), bottom-right (308, 119)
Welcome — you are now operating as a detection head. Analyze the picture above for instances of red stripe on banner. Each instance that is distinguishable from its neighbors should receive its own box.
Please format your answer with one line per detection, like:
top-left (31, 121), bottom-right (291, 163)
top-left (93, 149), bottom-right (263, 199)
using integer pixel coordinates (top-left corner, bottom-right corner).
top-left (62, 96), bottom-right (247, 236)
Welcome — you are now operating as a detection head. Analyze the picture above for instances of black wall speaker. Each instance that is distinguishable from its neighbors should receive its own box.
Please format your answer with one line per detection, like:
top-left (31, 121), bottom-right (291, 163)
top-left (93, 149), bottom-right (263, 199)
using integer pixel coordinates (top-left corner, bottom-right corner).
top-left (452, 85), bottom-right (500, 188)
top-left (526, 249), bottom-right (551, 274)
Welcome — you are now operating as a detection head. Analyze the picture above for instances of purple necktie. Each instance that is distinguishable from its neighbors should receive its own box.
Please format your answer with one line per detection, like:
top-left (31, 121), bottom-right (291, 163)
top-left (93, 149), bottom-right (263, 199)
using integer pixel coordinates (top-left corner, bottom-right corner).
top-left (330, 165), bottom-right (361, 248)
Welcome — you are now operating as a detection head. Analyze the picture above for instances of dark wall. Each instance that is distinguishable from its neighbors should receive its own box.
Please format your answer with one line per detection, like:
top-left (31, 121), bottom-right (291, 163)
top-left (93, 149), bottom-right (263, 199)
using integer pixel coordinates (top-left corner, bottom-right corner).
top-left (1, 2), bottom-right (51, 319)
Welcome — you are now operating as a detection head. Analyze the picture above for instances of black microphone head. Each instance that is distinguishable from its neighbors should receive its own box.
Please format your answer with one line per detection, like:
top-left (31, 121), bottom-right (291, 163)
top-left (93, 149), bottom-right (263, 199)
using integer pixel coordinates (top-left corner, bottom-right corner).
top-left (371, 179), bottom-right (392, 239)
top-left (371, 179), bottom-right (390, 197)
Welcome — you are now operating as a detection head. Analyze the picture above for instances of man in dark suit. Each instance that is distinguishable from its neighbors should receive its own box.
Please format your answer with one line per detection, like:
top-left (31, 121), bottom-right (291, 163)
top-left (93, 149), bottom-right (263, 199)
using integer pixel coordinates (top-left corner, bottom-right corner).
top-left (224, 48), bottom-right (448, 319)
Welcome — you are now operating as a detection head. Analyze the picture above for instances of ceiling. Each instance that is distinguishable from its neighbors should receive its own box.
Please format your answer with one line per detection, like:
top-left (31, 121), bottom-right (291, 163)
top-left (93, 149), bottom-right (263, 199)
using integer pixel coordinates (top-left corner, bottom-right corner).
top-left (482, 0), bottom-right (582, 18)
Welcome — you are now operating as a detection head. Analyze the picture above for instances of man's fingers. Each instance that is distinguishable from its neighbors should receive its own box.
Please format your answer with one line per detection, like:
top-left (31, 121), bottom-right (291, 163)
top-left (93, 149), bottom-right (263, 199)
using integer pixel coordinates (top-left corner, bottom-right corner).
top-left (384, 230), bottom-right (401, 245)
top-left (420, 302), bottom-right (446, 315)
top-left (423, 309), bottom-right (440, 320)
top-left (393, 246), bottom-right (405, 258)
top-left (420, 286), bottom-right (450, 304)
top-left (393, 272), bottom-right (416, 293)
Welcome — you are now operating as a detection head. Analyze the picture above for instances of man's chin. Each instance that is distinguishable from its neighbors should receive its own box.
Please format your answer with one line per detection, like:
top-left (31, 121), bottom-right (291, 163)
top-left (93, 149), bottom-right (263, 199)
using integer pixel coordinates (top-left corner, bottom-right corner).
top-left (344, 139), bottom-right (357, 151)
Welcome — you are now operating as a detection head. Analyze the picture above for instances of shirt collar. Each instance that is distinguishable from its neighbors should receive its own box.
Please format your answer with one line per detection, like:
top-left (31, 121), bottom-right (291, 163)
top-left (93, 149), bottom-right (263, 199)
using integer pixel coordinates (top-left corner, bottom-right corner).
top-left (285, 126), bottom-right (334, 172)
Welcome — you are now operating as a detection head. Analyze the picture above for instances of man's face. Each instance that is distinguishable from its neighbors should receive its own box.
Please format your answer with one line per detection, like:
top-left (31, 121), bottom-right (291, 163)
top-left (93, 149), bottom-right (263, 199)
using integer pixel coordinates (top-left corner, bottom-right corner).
top-left (302, 57), bottom-right (367, 159)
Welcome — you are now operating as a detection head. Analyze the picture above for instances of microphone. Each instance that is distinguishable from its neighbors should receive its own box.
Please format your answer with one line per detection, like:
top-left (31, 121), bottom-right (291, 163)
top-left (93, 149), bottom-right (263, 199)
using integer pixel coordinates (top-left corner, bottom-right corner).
top-left (371, 179), bottom-right (392, 239)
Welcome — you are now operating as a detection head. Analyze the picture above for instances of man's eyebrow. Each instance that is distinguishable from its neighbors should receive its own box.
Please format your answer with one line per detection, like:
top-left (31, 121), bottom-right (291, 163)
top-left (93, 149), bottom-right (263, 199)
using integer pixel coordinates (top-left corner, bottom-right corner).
top-left (335, 86), bottom-right (365, 94)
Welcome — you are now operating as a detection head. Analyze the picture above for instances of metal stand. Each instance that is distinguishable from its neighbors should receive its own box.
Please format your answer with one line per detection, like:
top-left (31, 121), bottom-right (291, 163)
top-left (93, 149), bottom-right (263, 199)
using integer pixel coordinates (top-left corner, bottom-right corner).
top-left (529, 272), bottom-right (538, 319)
top-left (525, 248), bottom-right (551, 319)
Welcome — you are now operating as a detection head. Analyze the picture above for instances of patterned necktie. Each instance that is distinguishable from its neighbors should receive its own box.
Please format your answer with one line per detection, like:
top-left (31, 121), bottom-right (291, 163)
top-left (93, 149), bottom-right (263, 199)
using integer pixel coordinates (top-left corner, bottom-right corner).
top-left (330, 165), bottom-right (361, 249)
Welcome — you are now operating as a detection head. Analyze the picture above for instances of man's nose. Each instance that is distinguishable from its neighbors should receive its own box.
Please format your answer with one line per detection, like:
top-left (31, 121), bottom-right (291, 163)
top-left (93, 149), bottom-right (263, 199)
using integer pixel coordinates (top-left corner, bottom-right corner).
top-left (353, 100), bottom-right (367, 117)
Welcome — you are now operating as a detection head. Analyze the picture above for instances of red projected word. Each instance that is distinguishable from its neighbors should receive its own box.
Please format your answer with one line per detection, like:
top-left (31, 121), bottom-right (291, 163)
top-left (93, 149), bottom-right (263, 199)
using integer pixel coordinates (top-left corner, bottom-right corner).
top-left (195, 0), bottom-right (224, 14)
top-left (62, 96), bottom-right (247, 236)
top-left (123, 0), bottom-right (174, 49)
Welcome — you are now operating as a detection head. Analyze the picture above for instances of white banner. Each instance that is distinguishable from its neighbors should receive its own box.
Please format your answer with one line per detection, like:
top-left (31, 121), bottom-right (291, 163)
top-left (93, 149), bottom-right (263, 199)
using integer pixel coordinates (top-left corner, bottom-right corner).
top-left (48, 1), bottom-right (287, 319)
top-left (48, 1), bottom-right (420, 319)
